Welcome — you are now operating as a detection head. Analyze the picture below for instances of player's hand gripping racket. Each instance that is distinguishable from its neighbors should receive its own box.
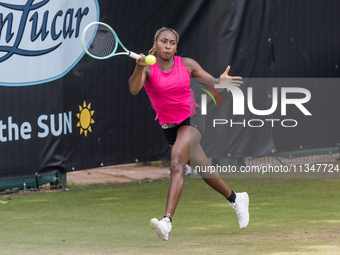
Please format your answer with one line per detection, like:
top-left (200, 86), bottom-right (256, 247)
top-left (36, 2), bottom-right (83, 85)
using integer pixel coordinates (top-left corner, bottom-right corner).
top-left (81, 22), bottom-right (140, 60)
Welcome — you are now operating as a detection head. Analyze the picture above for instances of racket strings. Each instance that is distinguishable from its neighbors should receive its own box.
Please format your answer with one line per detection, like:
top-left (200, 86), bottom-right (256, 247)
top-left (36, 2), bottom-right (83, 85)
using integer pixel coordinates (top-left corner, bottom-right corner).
top-left (87, 24), bottom-right (116, 58)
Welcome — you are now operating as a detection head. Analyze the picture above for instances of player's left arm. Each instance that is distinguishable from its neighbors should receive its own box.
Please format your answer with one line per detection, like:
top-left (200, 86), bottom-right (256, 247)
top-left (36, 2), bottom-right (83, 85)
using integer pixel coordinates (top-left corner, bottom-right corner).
top-left (182, 57), bottom-right (242, 92)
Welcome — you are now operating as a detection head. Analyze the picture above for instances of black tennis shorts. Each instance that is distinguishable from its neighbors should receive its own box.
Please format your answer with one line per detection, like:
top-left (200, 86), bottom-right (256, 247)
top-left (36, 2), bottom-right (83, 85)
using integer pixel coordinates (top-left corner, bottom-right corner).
top-left (162, 113), bottom-right (205, 145)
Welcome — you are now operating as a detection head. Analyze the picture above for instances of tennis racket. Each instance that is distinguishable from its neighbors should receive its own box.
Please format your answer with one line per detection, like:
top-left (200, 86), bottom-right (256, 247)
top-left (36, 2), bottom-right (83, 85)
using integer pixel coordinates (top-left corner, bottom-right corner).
top-left (81, 22), bottom-right (140, 60)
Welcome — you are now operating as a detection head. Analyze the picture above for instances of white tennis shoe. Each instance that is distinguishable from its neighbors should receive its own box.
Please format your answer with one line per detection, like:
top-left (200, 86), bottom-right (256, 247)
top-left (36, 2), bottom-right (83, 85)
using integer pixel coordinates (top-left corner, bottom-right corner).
top-left (229, 192), bottom-right (249, 229)
top-left (150, 217), bottom-right (172, 241)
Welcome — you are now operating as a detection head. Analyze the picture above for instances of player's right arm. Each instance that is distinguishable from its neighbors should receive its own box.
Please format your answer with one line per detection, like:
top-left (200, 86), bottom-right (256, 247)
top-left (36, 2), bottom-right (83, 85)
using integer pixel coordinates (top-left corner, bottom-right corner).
top-left (129, 54), bottom-right (150, 95)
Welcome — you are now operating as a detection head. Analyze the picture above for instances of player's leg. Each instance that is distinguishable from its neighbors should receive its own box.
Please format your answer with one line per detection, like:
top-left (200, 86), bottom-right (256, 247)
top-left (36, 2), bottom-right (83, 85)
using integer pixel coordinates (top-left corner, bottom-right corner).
top-left (190, 143), bottom-right (232, 198)
top-left (189, 140), bottom-right (249, 229)
top-left (150, 125), bottom-right (201, 241)
top-left (164, 125), bottom-right (202, 218)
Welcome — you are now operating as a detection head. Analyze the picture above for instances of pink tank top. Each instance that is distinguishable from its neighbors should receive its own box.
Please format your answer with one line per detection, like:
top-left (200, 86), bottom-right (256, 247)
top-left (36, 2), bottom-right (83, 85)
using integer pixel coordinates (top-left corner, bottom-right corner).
top-left (144, 56), bottom-right (199, 125)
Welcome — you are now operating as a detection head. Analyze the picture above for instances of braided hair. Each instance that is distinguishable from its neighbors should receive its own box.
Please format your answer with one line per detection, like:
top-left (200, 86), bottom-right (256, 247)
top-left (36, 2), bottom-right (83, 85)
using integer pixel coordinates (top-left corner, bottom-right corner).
top-left (148, 27), bottom-right (179, 56)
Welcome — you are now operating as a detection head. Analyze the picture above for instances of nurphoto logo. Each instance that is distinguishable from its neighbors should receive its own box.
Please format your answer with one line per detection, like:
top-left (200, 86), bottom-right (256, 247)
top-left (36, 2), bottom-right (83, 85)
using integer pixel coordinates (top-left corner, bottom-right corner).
top-left (200, 81), bottom-right (312, 128)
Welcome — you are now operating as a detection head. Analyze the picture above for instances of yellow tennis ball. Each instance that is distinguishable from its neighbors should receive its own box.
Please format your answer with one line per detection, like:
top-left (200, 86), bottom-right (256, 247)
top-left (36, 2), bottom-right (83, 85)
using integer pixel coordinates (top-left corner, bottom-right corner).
top-left (145, 55), bottom-right (156, 65)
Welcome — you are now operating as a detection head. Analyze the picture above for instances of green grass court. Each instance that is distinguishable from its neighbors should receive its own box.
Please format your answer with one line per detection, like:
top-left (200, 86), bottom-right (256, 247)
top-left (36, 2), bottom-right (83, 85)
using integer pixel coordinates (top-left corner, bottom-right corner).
top-left (1, 178), bottom-right (340, 254)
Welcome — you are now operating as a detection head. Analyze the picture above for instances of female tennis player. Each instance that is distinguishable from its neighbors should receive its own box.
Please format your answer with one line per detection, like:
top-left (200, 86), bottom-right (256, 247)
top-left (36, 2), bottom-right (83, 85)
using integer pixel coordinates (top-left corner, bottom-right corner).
top-left (129, 27), bottom-right (249, 241)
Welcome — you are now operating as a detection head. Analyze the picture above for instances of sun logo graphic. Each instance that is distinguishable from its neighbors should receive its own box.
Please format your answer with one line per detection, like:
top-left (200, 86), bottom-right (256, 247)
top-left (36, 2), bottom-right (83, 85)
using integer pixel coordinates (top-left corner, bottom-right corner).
top-left (76, 101), bottom-right (95, 137)
top-left (197, 82), bottom-right (223, 115)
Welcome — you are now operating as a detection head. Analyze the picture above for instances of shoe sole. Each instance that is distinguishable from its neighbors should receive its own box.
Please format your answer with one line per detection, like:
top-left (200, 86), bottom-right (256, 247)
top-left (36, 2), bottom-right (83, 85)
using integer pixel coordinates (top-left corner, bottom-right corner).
top-left (241, 192), bottom-right (249, 229)
top-left (150, 218), bottom-right (168, 241)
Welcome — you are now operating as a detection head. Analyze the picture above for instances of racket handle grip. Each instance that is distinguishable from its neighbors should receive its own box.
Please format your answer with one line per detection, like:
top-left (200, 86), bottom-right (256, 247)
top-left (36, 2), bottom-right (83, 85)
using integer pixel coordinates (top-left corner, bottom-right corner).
top-left (129, 51), bottom-right (141, 60)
